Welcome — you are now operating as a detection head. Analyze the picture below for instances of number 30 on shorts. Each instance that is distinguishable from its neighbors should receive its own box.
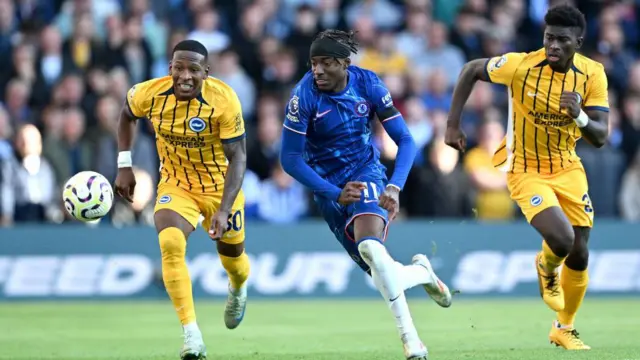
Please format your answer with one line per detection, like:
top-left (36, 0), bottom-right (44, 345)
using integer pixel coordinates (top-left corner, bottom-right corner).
top-left (226, 210), bottom-right (243, 232)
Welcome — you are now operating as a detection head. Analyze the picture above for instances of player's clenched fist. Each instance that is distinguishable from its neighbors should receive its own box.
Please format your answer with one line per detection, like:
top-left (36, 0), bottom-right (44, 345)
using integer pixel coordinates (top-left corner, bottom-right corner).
top-left (559, 91), bottom-right (582, 118)
top-left (379, 185), bottom-right (400, 221)
top-left (444, 125), bottom-right (467, 152)
top-left (338, 181), bottom-right (366, 205)
top-left (208, 210), bottom-right (229, 240)
top-left (115, 167), bottom-right (136, 203)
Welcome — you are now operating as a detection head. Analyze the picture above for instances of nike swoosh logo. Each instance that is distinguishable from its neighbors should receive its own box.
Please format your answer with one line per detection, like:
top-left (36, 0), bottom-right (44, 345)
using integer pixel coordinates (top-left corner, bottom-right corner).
top-left (363, 199), bottom-right (378, 203)
top-left (528, 91), bottom-right (537, 97)
top-left (315, 109), bottom-right (331, 118)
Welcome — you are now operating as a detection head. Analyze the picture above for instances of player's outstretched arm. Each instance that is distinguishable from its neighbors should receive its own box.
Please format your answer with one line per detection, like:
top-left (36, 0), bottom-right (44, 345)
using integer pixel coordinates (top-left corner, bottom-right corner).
top-left (114, 104), bottom-right (138, 202)
top-left (377, 106), bottom-right (417, 189)
top-left (219, 138), bottom-right (247, 214)
top-left (210, 88), bottom-right (248, 239)
top-left (377, 106), bottom-right (417, 220)
top-left (445, 58), bottom-right (490, 151)
top-left (280, 129), bottom-right (343, 202)
top-left (117, 104), bottom-right (138, 156)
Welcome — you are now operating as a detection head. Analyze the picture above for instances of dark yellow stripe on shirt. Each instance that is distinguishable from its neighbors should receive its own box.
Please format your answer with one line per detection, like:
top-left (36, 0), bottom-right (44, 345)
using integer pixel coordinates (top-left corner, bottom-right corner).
top-left (557, 72), bottom-right (567, 169)
top-left (182, 100), bottom-right (192, 191)
top-left (533, 67), bottom-right (543, 173)
top-left (519, 69), bottom-right (531, 173)
top-left (545, 70), bottom-right (555, 173)
top-left (206, 107), bottom-right (218, 192)
top-left (193, 101), bottom-right (205, 193)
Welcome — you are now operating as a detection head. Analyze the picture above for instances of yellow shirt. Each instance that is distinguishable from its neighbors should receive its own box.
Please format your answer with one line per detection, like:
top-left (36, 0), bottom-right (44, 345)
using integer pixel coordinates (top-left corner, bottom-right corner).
top-left (127, 76), bottom-right (245, 195)
top-left (486, 49), bottom-right (609, 174)
top-left (357, 49), bottom-right (408, 75)
top-left (464, 147), bottom-right (515, 220)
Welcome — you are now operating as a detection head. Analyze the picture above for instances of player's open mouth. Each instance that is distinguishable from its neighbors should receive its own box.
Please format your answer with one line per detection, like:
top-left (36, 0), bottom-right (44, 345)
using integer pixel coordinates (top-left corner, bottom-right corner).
top-left (547, 54), bottom-right (560, 62)
top-left (315, 79), bottom-right (328, 85)
top-left (179, 84), bottom-right (193, 91)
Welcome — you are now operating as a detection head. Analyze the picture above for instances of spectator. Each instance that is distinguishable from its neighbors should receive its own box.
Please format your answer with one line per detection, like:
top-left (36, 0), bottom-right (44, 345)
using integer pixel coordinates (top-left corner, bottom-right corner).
top-left (213, 48), bottom-right (257, 121)
top-left (187, 7), bottom-right (230, 54)
top-left (247, 95), bottom-right (283, 180)
top-left (257, 161), bottom-right (309, 223)
top-left (1, 124), bottom-right (59, 224)
top-left (463, 112), bottom-right (515, 221)
top-left (620, 150), bottom-right (640, 221)
top-left (415, 21), bottom-right (466, 88)
top-left (356, 30), bottom-right (408, 76)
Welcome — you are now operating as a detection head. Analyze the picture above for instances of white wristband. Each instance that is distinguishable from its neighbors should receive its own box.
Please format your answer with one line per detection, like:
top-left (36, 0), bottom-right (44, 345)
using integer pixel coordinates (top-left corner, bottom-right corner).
top-left (117, 151), bottom-right (132, 168)
top-left (574, 109), bottom-right (589, 128)
top-left (387, 184), bottom-right (401, 192)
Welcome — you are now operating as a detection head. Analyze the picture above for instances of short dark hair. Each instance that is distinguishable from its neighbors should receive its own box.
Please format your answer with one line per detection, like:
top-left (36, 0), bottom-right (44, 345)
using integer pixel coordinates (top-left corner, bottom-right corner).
top-left (313, 29), bottom-right (359, 55)
top-left (544, 4), bottom-right (586, 36)
top-left (172, 40), bottom-right (208, 60)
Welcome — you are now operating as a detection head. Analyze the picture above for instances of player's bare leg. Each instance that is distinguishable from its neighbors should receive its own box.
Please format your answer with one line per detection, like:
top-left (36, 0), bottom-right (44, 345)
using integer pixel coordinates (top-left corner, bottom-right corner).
top-left (531, 207), bottom-right (574, 312)
top-left (217, 240), bottom-right (250, 329)
top-left (549, 226), bottom-right (591, 350)
top-left (354, 215), bottom-right (427, 360)
top-left (155, 209), bottom-right (206, 360)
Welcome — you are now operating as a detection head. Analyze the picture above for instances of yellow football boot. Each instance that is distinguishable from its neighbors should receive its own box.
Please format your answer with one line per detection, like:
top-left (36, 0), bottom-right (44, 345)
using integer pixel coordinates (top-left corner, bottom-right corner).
top-left (549, 321), bottom-right (591, 350)
top-left (535, 252), bottom-right (564, 311)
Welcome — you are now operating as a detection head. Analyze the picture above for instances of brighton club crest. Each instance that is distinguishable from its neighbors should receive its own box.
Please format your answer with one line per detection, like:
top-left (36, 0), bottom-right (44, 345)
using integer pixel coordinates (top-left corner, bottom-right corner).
top-left (188, 117), bottom-right (206, 133)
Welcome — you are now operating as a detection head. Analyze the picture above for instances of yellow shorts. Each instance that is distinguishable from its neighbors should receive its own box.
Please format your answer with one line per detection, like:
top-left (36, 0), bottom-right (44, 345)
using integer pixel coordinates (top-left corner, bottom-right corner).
top-left (154, 182), bottom-right (246, 244)
top-left (507, 162), bottom-right (594, 227)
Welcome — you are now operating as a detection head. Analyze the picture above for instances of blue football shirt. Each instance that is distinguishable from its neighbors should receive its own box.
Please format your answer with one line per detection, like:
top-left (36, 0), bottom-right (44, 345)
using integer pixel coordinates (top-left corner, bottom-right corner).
top-left (282, 66), bottom-right (395, 187)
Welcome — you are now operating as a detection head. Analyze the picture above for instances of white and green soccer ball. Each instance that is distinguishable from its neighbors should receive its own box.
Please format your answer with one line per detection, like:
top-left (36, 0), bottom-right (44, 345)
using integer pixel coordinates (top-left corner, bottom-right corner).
top-left (62, 171), bottom-right (114, 222)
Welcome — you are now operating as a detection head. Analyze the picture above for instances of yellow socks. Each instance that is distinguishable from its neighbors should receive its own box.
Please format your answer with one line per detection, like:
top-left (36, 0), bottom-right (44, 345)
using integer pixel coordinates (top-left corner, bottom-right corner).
top-left (219, 252), bottom-right (250, 291)
top-left (557, 266), bottom-right (589, 326)
top-left (159, 227), bottom-right (196, 325)
top-left (541, 240), bottom-right (566, 272)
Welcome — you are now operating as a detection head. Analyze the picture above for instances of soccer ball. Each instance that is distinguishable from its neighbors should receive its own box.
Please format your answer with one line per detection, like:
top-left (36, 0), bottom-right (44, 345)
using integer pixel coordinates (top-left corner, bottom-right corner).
top-left (62, 171), bottom-right (114, 222)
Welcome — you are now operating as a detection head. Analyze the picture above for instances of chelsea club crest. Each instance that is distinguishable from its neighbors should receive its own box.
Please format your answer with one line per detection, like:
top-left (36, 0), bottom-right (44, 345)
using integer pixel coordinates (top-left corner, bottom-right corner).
top-left (188, 117), bottom-right (206, 133)
top-left (355, 101), bottom-right (369, 116)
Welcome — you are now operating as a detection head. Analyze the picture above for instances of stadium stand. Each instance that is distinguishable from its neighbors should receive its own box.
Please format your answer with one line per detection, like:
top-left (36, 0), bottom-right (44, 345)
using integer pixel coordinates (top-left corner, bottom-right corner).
top-left (0, 0), bottom-right (639, 226)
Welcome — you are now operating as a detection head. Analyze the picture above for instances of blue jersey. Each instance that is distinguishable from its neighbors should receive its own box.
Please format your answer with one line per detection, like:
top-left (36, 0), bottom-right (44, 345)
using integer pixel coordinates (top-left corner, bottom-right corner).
top-left (283, 66), bottom-right (395, 187)
top-left (280, 65), bottom-right (417, 273)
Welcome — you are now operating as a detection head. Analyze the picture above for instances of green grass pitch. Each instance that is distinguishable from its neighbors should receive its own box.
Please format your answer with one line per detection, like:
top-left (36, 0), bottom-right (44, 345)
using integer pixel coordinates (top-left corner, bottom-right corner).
top-left (1, 298), bottom-right (638, 360)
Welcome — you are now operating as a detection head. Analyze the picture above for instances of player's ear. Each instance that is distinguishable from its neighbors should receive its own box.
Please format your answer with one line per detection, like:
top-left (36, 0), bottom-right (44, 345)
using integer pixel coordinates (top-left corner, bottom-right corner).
top-left (575, 36), bottom-right (584, 50)
top-left (205, 65), bottom-right (210, 76)
top-left (344, 58), bottom-right (351, 69)
top-left (168, 61), bottom-right (172, 75)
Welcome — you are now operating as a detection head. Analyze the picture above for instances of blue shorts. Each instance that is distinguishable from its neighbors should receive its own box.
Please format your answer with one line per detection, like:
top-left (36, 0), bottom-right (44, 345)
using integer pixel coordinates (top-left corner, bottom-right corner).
top-left (314, 169), bottom-right (390, 273)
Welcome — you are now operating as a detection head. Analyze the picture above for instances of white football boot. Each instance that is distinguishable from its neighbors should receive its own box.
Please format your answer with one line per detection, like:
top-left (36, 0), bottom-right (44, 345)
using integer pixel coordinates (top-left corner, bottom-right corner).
top-left (412, 254), bottom-right (452, 308)
top-left (224, 283), bottom-right (247, 329)
top-left (180, 329), bottom-right (207, 360)
top-left (402, 334), bottom-right (429, 360)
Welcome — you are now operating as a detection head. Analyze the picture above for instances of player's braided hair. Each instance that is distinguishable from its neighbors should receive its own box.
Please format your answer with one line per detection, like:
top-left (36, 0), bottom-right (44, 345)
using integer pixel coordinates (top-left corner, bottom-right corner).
top-left (313, 29), bottom-right (359, 55)
top-left (544, 4), bottom-right (586, 36)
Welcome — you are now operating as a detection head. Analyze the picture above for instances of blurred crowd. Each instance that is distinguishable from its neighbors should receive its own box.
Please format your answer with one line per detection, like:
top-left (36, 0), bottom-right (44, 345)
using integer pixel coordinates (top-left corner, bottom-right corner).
top-left (1, 0), bottom-right (640, 227)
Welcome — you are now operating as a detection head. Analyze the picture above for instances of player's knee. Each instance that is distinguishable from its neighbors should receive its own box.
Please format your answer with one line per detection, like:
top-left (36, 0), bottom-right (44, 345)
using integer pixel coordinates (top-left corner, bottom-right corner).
top-left (158, 227), bottom-right (187, 258)
top-left (545, 228), bottom-right (575, 258)
top-left (533, 207), bottom-right (574, 257)
top-left (357, 238), bottom-right (386, 266)
top-left (565, 244), bottom-right (589, 271)
top-left (353, 215), bottom-right (385, 241)
top-left (217, 240), bottom-right (245, 258)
